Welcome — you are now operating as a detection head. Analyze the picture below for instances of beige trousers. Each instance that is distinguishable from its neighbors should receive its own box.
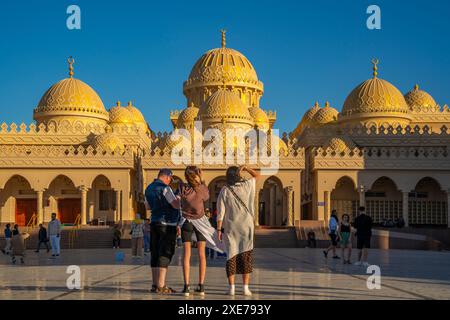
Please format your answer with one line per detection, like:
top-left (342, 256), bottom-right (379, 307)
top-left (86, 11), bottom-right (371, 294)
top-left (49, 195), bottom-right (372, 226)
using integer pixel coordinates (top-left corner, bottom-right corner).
top-left (131, 237), bottom-right (143, 257)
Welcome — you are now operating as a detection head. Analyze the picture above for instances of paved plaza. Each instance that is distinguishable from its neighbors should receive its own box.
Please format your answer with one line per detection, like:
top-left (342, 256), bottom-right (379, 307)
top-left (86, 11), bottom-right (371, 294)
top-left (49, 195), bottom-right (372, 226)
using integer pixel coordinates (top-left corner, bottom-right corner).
top-left (0, 248), bottom-right (449, 300)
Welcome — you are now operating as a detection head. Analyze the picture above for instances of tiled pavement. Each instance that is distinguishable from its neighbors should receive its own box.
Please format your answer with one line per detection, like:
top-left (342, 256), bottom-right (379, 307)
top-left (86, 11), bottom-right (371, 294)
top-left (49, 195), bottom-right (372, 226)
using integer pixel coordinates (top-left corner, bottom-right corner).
top-left (0, 248), bottom-right (449, 300)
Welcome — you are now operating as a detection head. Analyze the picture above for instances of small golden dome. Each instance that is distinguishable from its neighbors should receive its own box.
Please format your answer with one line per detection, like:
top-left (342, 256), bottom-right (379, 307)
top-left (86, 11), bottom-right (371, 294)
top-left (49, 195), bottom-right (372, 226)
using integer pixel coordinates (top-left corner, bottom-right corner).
top-left (177, 103), bottom-right (199, 128)
top-left (248, 106), bottom-right (269, 129)
top-left (324, 136), bottom-right (355, 153)
top-left (198, 88), bottom-right (253, 126)
top-left (109, 102), bottom-right (135, 124)
top-left (125, 102), bottom-right (146, 124)
top-left (303, 102), bottom-right (321, 123)
top-left (92, 129), bottom-right (125, 152)
top-left (404, 84), bottom-right (436, 109)
top-left (341, 60), bottom-right (409, 122)
top-left (312, 102), bottom-right (339, 125)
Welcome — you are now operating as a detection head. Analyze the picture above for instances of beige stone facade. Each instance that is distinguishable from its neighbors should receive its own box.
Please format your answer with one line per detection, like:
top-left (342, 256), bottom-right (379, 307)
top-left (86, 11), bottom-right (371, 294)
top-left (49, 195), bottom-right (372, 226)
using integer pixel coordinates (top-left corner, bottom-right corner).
top-left (0, 36), bottom-right (449, 229)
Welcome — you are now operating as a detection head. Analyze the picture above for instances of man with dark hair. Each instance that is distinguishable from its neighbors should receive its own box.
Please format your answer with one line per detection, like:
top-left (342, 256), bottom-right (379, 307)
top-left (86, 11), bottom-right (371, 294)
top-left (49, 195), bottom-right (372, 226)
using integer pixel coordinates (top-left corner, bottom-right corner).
top-left (354, 206), bottom-right (372, 267)
top-left (145, 169), bottom-right (181, 294)
top-left (35, 224), bottom-right (50, 253)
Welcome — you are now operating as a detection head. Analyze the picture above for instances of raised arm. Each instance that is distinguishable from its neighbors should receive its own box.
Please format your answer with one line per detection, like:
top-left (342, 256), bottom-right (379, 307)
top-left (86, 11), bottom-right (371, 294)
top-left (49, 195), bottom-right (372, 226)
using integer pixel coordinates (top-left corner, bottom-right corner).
top-left (241, 166), bottom-right (261, 180)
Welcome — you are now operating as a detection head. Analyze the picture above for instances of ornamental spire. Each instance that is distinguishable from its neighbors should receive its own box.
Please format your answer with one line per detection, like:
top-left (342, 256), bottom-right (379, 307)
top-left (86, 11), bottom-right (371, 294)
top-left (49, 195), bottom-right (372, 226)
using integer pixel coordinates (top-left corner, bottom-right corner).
top-left (68, 56), bottom-right (75, 78)
top-left (372, 58), bottom-right (379, 78)
top-left (221, 29), bottom-right (226, 48)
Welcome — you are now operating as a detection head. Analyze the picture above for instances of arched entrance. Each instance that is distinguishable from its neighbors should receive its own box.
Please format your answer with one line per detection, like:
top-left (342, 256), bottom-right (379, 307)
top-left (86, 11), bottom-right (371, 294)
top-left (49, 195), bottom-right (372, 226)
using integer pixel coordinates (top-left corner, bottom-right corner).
top-left (366, 177), bottom-right (402, 223)
top-left (0, 175), bottom-right (36, 226)
top-left (410, 177), bottom-right (447, 225)
top-left (207, 176), bottom-right (227, 214)
top-left (331, 177), bottom-right (359, 220)
top-left (46, 175), bottom-right (80, 224)
top-left (260, 176), bottom-right (284, 226)
top-left (91, 175), bottom-right (115, 224)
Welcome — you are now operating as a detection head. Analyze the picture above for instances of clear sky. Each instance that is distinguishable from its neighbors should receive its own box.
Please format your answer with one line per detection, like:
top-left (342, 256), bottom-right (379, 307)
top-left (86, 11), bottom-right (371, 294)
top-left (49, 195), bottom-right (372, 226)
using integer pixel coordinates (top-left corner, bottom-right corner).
top-left (0, 0), bottom-right (449, 133)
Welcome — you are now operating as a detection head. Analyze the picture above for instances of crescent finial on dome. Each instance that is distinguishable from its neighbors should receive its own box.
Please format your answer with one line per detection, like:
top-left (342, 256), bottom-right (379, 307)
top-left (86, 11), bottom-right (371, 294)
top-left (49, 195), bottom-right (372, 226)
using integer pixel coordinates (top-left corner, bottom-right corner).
top-left (414, 84), bottom-right (419, 91)
top-left (372, 58), bottom-right (379, 78)
top-left (221, 29), bottom-right (226, 48)
top-left (68, 56), bottom-right (75, 78)
top-left (116, 101), bottom-right (121, 107)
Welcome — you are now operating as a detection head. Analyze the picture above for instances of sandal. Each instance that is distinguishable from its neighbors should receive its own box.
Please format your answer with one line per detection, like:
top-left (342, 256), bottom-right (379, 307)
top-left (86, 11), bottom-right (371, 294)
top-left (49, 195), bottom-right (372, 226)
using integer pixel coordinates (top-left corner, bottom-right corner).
top-left (156, 286), bottom-right (177, 294)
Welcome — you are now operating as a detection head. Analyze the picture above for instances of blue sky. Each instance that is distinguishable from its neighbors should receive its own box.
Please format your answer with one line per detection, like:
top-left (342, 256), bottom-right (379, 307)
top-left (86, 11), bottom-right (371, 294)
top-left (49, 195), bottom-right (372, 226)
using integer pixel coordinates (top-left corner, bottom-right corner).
top-left (0, 0), bottom-right (449, 132)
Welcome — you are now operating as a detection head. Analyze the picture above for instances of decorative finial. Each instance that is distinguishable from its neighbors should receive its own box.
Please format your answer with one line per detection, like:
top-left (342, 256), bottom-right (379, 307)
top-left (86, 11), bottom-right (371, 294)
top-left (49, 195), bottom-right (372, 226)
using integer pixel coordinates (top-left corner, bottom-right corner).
top-left (127, 101), bottom-right (132, 106)
top-left (372, 58), bottom-right (379, 78)
top-left (325, 101), bottom-right (330, 108)
top-left (116, 101), bottom-right (121, 107)
top-left (221, 29), bottom-right (226, 48)
top-left (314, 101), bottom-right (319, 108)
top-left (414, 84), bottom-right (419, 91)
top-left (68, 56), bottom-right (75, 78)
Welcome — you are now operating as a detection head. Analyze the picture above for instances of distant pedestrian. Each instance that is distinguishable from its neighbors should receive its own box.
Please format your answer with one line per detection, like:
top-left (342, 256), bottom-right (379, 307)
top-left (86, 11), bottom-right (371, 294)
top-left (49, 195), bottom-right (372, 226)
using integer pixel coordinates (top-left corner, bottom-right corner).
top-left (11, 225), bottom-right (29, 264)
top-left (113, 224), bottom-right (122, 249)
top-left (35, 224), bottom-right (50, 253)
top-left (354, 206), bottom-right (373, 267)
top-left (48, 213), bottom-right (61, 257)
top-left (339, 214), bottom-right (352, 264)
top-left (323, 210), bottom-right (340, 259)
top-left (131, 214), bottom-right (144, 258)
top-left (144, 219), bottom-right (151, 254)
top-left (307, 230), bottom-right (317, 248)
top-left (2, 223), bottom-right (12, 255)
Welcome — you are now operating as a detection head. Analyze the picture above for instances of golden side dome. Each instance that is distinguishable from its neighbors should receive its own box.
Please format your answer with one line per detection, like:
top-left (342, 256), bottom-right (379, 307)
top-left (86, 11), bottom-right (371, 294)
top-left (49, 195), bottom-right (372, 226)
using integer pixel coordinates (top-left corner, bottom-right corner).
top-left (340, 60), bottom-right (410, 124)
top-left (248, 106), bottom-right (269, 129)
top-left (34, 58), bottom-right (109, 125)
top-left (109, 102), bottom-right (135, 124)
top-left (91, 128), bottom-right (125, 152)
top-left (324, 136), bottom-right (355, 153)
top-left (198, 88), bottom-right (253, 127)
top-left (125, 102), bottom-right (146, 124)
top-left (291, 102), bottom-right (320, 137)
top-left (177, 103), bottom-right (199, 128)
top-left (404, 84), bottom-right (437, 110)
top-left (312, 102), bottom-right (339, 125)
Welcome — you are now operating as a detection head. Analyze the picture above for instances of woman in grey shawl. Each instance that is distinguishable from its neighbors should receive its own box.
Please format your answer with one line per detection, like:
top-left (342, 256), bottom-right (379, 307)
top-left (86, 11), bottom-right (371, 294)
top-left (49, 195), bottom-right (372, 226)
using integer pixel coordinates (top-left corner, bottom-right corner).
top-left (217, 166), bottom-right (260, 296)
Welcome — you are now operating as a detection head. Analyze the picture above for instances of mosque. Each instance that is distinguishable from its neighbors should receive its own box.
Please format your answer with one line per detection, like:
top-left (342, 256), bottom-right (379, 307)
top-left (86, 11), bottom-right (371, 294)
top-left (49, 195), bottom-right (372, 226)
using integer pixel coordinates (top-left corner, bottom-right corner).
top-left (0, 31), bottom-right (449, 233)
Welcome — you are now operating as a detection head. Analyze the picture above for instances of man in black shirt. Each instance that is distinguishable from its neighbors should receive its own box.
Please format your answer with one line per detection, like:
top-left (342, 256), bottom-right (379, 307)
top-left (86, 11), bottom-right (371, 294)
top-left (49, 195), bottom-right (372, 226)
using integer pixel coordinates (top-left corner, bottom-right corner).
top-left (353, 206), bottom-right (372, 267)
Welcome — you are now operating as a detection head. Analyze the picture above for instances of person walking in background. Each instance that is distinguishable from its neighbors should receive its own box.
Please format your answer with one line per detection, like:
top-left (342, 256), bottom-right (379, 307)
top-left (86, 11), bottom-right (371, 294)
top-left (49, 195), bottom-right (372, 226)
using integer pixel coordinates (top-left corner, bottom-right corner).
top-left (323, 210), bottom-right (340, 260)
top-left (143, 219), bottom-right (151, 254)
top-left (48, 213), bottom-right (61, 257)
top-left (131, 214), bottom-right (144, 258)
top-left (2, 223), bottom-right (12, 255)
top-left (145, 169), bottom-right (182, 294)
top-left (339, 214), bottom-right (352, 264)
top-left (11, 225), bottom-right (29, 264)
top-left (35, 224), bottom-right (49, 253)
top-left (217, 166), bottom-right (260, 296)
top-left (354, 206), bottom-right (373, 267)
top-left (113, 224), bottom-right (122, 249)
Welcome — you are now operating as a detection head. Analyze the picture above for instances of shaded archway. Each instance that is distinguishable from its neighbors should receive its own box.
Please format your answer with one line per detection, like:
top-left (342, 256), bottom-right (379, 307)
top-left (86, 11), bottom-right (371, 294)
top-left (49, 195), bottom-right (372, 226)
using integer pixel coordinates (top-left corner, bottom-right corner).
top-left (410, 177), bottom-right (447, 225)
top-left (207, 176), bottom-right (227, 214)
top-left (0, 175), bottom-right (35, 226)
top-left (260, 176), bottom-right (284, 226)
top-left (366, 177), bottom-right (402, 223)
top-left (45, 175), bottom-right (80, 224)
top-left (331, 176), bottom-right (359, 220)
top-left (91, 175), bottom-right (116, 224)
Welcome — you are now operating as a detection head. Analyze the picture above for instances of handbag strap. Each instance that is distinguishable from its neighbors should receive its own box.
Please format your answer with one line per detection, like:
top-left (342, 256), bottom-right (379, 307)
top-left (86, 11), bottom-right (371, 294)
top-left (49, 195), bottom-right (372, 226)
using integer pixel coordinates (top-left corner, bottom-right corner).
top-left (225, 185), bottom-right (251, 216)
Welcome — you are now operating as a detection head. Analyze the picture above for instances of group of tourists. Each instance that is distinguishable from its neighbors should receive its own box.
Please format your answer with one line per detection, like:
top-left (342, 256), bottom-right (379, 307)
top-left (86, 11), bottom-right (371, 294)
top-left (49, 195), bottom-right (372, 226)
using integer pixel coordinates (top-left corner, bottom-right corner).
top-left (144, 165), bottom-right (259, 296)
top-left (323, 207), bottom-right (373, 267)
top-left (2, 212), bottom-right (61, 264)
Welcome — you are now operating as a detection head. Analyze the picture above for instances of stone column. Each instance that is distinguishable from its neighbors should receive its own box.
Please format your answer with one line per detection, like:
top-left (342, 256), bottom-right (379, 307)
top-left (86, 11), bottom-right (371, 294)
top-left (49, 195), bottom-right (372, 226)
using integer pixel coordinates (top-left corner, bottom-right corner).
top-left (359, 185), bottom-right (366, 207)
top-left (324, 190), bottom-right (331, 224)
top-left (37, 190), bottom-right (44, 224)
top-left (285, 187), bottom-right (294, 226)
top-left (402, 191), bottom-right (409, 227)
top-left (80, 186), bottom-right (88, 225)
top-left (270, 185), bottom-right (276, 226)
top-left (254, 188), bottom-right (260, 227)
top-left (447, 190), bottom-right (450, 228)
top-left (115, 190), bottom-right (121, 222)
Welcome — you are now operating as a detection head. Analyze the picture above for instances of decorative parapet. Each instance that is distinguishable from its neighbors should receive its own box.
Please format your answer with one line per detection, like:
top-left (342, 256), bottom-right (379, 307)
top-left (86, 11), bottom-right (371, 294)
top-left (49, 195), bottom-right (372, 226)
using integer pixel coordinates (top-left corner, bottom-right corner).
top-left (311, 146), bottom-right (450, 170)
top-left (0, 145), bottom-right (134, 168)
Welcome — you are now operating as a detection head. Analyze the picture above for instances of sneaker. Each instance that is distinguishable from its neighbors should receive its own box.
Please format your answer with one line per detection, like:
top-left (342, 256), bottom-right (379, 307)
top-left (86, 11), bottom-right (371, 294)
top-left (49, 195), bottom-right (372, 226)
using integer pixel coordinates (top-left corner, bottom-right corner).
top-left (354, 261), bottom-right (362, 266)
top-left (35, 250), bottom-right (39, 253)
top-left (182, 284), bottom-right (191, 297)
top-left (323, 250), bottom-right (328, 258)
top-left (52, 254), bottom-right (56, 257)
top-left (332, 255), bottom-right (340, 259)
top-left (243, 288), bottom-right (252, 296)
top-left (150, 285), bottom-right (157, 293)
top-left (227, 287), bottom-right (235, 296)
top-left (194, 284), bottom-right (205, 296)
top-left (20, 258), bottom-right (24, 264)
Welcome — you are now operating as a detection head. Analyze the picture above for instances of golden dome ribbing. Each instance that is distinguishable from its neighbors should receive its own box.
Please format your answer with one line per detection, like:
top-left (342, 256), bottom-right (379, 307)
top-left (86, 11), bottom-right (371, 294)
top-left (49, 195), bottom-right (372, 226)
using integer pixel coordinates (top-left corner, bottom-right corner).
top-left (404, 84), bottom-right (437, 109)
top-left (248, 106), bottom-right (270, 129)
top-left (109, 102), bottom-right (135, 124)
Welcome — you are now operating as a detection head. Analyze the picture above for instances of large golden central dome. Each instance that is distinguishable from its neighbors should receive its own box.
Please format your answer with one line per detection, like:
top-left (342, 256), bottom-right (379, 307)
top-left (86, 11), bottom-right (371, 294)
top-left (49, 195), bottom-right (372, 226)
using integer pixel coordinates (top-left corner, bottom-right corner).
top-left (34, 58), bottom-right (109, 126)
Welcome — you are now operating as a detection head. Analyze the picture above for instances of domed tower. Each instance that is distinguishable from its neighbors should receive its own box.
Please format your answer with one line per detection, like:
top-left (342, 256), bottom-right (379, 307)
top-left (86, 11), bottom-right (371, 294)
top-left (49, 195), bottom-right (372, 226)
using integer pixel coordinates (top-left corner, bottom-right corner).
top-left (404, 84), bottom-right (438, 112)
top-left (183, 30), bottom-right (264, 109)
top-left (33, 58), bottom-right (109, 127)
top-left (339, 59), bottom-right (412, 127)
